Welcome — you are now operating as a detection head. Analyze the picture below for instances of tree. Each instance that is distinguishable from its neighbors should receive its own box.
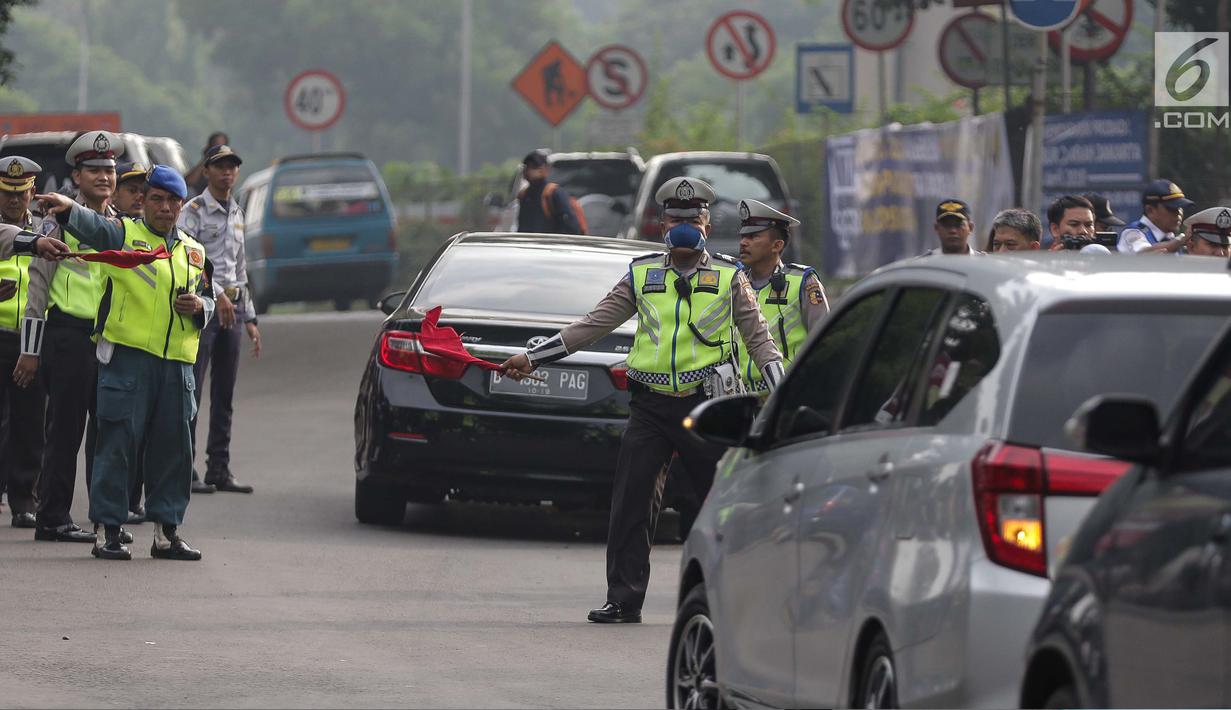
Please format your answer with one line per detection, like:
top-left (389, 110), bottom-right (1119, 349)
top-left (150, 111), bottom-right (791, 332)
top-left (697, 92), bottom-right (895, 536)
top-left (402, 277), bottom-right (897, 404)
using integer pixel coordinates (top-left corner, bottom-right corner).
top-left (0, 0), bottom-right (36, 85)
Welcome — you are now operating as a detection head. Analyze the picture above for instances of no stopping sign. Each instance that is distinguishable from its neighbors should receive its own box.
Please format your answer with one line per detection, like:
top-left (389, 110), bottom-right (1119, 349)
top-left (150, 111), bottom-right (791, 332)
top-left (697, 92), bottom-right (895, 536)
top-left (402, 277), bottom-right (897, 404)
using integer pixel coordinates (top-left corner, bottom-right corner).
top-left (586, 45), bottom-right (648, 111)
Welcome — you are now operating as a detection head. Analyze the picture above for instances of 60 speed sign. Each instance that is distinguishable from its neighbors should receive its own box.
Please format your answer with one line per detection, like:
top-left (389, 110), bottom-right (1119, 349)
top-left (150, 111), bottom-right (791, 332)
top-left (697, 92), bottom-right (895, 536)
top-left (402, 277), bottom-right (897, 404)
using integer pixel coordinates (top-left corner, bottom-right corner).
top-left (284, 70), bottom-right (346, 132)
top-left (841, 0), bottom-right (914, 52)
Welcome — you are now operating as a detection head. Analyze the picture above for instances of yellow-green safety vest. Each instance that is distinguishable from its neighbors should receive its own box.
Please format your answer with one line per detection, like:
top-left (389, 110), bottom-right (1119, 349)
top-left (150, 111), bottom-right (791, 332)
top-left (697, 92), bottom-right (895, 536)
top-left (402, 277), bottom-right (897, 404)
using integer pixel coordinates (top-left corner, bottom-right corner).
top-left (737, 265), bottom-right (812, 389)
top-left (97, 218), bottom-right (207, 364)
top-left (626, 253), bottom-right (738, 394)
top-left (48, 231), bottom-right (105, 321)
top-left (0, 252), bottom-right (31, 331)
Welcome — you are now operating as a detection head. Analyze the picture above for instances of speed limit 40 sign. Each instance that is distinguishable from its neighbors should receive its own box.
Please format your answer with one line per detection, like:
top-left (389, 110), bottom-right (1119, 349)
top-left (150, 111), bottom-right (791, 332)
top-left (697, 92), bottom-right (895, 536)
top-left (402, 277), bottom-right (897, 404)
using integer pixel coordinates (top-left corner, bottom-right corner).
top-left (841, 0), bottom-right (914, 52)
top-left (285, 70), bottom-right (346, 132)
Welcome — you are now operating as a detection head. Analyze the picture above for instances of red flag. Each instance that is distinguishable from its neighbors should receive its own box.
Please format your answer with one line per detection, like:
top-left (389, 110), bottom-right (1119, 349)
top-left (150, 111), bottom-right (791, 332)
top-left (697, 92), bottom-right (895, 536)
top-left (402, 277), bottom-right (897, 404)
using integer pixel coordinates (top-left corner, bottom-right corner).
top-left (418, 306), bottom-right (502, 372)
top-left (65, 244), bottom-right (170, 268)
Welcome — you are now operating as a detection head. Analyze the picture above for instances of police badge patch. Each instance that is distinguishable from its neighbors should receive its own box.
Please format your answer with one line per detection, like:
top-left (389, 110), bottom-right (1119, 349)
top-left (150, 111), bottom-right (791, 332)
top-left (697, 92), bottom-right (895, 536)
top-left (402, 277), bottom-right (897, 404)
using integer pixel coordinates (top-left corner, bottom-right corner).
top-left (132, 240), bottom-right (151, 250)
top-left (93, 133), bottom-right (110, 153)
top-left (642, 268), bottom-right (667, 293)
top-left (696, 269), bottom-right (720, 294)
top-left (7, 159), bottom-right (22, 177)
top-left (187, 247), bottom-right (205, 268)
top-left (676, 180), bottom-right (695, 201)
top-left (1218, 209), bottom-right (1231, 230)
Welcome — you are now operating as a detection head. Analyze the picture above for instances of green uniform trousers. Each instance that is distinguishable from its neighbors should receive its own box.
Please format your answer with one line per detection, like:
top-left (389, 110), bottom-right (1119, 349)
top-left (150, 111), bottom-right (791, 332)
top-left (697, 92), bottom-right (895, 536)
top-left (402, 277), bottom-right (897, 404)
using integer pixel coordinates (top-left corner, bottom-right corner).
top-left (89, 344), bottom-right (196, 527)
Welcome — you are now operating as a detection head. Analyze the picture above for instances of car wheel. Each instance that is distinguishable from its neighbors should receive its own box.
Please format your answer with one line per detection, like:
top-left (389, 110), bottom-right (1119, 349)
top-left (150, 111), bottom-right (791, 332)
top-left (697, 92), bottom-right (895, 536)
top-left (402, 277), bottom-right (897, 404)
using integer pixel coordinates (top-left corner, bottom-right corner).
top-left (667, 583), bottom-right (723, 709)
top-left (857, 634), bottom-right (898, 709)
top-left (1042, 684), bottom-right (1078, 709)
top-left (354, 479), bottom-right (407, 525)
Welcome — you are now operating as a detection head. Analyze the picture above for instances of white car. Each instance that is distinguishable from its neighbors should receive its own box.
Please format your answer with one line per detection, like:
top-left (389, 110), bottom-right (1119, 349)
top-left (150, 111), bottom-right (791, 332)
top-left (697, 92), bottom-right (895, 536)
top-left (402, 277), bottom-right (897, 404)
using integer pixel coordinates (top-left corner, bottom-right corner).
top-left (671, 253), bottom-right (1231, 709)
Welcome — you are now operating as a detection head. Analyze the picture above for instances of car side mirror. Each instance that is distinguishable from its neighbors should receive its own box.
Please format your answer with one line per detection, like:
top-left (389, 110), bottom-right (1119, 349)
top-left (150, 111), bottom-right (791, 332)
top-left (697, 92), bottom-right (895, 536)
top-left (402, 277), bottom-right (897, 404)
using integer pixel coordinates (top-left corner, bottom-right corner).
top-left (378, 290), bottom-right (407, 316)
top-left (1066, 395), bottom-right (1162, 465)
top-left (684, 393), bottom-right (761, 448)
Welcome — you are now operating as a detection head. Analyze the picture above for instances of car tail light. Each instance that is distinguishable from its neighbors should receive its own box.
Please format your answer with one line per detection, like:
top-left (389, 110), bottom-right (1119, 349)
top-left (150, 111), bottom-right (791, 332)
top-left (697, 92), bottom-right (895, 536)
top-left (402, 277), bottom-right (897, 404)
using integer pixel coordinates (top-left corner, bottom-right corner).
top-left (640, 206), bottom-right (660, 239)
top-left (379, 330), bottom-right (467, 380)
top-left (972, 442), bottom-right (1131, 577)
top-left (261, 234), bottom-right (275, 258)
top-left (608, 363), bottom-right (629, 391)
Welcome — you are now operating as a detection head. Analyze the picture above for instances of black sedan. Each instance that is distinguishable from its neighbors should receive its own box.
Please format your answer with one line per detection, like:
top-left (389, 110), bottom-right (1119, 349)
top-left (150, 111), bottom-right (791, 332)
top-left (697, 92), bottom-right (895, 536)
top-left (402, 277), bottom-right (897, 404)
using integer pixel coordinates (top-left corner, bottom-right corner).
top-left (1020, 321), bottom-right (1231, 708)
top-left (353, 232), bottom-right (658, 525)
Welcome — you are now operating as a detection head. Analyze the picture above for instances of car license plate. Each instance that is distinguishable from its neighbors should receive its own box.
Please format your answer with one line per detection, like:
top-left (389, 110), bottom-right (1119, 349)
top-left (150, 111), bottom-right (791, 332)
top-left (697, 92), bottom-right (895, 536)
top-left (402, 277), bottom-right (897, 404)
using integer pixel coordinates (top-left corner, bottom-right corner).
top-left (490, 367), bottom-right (589, 400)
top-left (309, 237), bottom-right (352, 252)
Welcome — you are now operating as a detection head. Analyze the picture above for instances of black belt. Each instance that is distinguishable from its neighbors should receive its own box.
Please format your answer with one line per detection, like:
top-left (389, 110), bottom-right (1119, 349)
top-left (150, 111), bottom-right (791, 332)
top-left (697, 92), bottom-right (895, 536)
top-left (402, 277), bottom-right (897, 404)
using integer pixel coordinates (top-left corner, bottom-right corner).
top-left (46, 306), bottom-right (93, 332)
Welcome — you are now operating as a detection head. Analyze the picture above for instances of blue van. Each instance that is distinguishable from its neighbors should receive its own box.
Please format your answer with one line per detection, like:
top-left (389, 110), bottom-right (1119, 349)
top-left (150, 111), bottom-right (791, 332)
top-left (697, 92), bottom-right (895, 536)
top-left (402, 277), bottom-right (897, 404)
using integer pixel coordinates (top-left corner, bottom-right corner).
top-left (238, 153), bottom-right (398, 312)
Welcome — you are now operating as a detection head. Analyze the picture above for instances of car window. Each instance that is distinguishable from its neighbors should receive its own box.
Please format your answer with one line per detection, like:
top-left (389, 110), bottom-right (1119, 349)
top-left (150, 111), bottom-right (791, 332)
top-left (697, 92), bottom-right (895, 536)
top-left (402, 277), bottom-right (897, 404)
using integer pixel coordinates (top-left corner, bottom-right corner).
top-left (655, 161), bottom-right (784, 203)
top-left (1010, 309), bottom-right (1221, 448)
top-left (917, 294), bottom-right (1000, 426)
top-left (245, 183), bottom-right (269, 231)
top-left (271, 164), bottom-right (385, 218)
top-left (550, 160), bottom-right (640, 198)
top-left (771, 292), bottom-right (887, 442)
top-left (1179, 349), bottom-right (1231, 470)
top-left (844, 288), bottom-right (949, 429)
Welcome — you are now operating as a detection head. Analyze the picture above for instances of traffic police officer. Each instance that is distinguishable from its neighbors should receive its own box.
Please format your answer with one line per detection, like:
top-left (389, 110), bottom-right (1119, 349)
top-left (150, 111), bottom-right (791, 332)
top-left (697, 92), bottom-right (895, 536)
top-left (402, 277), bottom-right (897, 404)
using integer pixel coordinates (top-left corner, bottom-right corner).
top-left (1183, 207), bottom-right (1231, 258)
top-left (179, 144), bottom-right (259, 494)
top-left (501, 177), bottom-right (784, 623)
top-left (112, 161), bottom-right (147, 219)
top-left (37, 165), bottom-right (215, 561)
top-left (731, 199), bottom-right (828, 390)
top-left (20, 130), bottom-right (125, 543)
top-left (0, 157), bottom-right (45, 528)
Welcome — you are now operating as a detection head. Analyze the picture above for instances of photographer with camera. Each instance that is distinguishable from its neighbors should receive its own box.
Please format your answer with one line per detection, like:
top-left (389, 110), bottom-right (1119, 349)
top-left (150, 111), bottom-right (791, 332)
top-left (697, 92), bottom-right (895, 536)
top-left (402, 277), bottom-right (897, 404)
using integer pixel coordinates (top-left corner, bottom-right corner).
top-left (1045, 195), bottom-right (1101, 252)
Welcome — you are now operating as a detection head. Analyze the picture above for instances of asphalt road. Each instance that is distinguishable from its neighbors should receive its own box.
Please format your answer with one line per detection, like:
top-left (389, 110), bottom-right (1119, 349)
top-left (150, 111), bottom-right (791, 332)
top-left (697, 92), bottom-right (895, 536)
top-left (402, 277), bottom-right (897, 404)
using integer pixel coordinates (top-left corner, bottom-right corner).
top-left (0, 311), bottom-right (681, 708)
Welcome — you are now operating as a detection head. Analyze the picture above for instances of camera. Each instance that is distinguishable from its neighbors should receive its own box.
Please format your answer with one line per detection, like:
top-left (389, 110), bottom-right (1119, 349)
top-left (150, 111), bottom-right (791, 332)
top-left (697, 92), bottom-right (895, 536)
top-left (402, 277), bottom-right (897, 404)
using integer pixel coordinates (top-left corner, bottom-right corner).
top-left (1060, 231), bottom-right (1118, 251)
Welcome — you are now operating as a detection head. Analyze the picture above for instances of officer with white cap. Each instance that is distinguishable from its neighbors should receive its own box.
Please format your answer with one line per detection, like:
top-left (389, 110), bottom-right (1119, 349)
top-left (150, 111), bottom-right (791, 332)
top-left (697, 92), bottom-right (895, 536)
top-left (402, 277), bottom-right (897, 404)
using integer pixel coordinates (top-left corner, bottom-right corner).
top-left (730, 198), bottom-right (828, 391)
top-left (20, 130), bottom-right (128, 543)
top-left (0, 156), bottom-right (45, 528)
top-left (1183, 206), bottom-right (1231, 258)
top-left (500, 176), bottom-right (784, 623)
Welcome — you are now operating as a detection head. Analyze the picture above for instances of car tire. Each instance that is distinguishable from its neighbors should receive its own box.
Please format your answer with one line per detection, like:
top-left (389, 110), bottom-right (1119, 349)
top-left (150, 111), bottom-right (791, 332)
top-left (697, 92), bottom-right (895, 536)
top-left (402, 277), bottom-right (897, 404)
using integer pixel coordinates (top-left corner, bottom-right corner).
top-left (404, 486), bottom-right (445, 505)
top-left (856, 633), bottom-right (898, 709)
top-left (354, 479), bottom-right (407, 525)
top-left (667, 583), bottom-right (724, 709)
top-left (1042, 684), bottom-right (1078, 709)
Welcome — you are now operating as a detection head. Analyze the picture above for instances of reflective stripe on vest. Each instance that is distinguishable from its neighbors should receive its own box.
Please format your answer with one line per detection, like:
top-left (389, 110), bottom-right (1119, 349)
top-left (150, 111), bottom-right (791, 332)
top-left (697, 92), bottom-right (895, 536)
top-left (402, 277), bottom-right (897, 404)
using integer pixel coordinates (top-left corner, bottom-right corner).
top-left (1123, 218), bottom-right (1158, 245)
top-left (625, 257), bottom-right (738, 393)
top-left (0, 253), bottom-right (31, 331)
top-left (98, 218), bottom-right (206, 364)
top-left (737, 267), bottom-right (809, 388)
top-left (48, 232), bottom-right (105, 320)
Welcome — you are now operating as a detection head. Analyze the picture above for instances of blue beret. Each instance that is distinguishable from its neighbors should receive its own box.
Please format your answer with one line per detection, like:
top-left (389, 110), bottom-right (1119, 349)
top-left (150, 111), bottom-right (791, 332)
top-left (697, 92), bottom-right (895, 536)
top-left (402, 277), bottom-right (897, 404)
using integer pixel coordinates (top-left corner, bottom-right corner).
top-left (147, 164), bottom-right (187, 200)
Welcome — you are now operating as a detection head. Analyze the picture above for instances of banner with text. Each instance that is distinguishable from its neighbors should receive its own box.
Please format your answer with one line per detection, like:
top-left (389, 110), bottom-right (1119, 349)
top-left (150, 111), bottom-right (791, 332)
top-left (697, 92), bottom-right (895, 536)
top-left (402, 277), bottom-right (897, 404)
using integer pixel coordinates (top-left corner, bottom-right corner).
top-left (1040, 109), bottom-right (1147, 228)
top-left (824, 114), bottom-right (1014, 277)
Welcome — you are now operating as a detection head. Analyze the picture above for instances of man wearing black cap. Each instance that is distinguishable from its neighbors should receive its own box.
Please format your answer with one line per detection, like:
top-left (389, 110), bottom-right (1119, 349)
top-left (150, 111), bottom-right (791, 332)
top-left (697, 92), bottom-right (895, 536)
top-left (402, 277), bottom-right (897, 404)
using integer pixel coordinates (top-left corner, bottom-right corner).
top-left (0, 156), bottom-right (45, 529)
top-left (178, 144), bottom-right (259, 494)
top-left (1083, 193), bottom-right (1126, 234)
top-left (1116, 179), bottom-right (1195, 254)
top-left (112, 162), bottom-right (147, 219)
top-left (926, 199), bottom-right (983, 255)
top-left (515, 151), bottom-right (584, 235)
top-left (21, 131), bottom-right (126, 543)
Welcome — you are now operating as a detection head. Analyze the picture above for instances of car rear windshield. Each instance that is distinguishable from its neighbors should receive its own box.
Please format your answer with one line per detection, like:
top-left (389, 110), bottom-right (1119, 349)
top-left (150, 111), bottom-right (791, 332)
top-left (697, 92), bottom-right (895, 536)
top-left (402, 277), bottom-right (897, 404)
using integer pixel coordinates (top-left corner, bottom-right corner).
top-left (271, 164), bottom-right (385, 218)
top-left (655, 161), bottom-right (785, 202)
top-left (550, 160), bottom-right (641, 198)
top-left (412, 243), bottom-right (636, 317)
top-left (1009, 308), bottom-right (1225, 448)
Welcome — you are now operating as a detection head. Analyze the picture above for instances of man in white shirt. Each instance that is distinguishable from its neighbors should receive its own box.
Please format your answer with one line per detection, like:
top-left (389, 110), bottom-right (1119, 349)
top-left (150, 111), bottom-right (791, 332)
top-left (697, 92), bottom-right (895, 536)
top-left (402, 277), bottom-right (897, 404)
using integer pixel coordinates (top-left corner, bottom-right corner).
top-left (1116, 179), bottom-right (1195, 254)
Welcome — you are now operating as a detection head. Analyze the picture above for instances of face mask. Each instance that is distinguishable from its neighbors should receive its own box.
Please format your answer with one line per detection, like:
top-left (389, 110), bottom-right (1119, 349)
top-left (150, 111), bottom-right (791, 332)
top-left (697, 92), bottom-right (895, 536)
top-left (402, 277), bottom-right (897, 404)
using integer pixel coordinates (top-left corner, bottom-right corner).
top-left (665, 223), bottom-right (706, 251)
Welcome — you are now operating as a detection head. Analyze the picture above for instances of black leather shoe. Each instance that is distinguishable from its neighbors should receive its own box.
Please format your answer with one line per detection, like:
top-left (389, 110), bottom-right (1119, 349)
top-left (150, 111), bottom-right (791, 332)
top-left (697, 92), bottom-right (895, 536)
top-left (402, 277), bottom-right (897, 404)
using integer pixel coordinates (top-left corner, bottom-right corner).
top-left (587, 602), bottom-right (641, 624)
top-left (191, 476), bottom-right (216, 494)
top-left (206, 473), bottom-right (254, 494)
top-left (92, 526), bottom-right (132, 560)
top-left (35, 523), bottom-right (97, 542)
top-left (119, 528), bottom-right (134, 545)
top-left (126, 507), bottom-right (146, 525)
top-left (11, 512), bottom-right (36, 528)
top-left (150, 525), bottom-right (202, 561)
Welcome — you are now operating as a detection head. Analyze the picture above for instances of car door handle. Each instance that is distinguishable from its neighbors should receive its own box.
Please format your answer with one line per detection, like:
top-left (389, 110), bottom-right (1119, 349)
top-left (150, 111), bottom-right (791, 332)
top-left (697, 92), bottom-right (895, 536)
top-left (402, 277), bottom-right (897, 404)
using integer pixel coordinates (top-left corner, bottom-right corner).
top-left (783, 481), bottom-right (804, 504)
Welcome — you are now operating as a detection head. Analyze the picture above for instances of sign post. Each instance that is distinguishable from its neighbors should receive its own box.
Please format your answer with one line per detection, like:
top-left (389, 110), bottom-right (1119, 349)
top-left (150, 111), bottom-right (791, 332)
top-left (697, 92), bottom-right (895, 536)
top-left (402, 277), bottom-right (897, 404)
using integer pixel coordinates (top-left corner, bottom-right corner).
top-left (706, 11), bottom-right (776, 148)
top-left (285, 70), bottom-right (346, 153)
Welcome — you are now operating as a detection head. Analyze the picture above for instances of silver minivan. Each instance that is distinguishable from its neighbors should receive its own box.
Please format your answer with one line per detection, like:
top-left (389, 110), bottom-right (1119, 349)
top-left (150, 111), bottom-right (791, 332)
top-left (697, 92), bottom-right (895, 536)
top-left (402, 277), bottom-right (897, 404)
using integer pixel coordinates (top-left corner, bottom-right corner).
top-left (671, 254), bottom-right (1231, 709)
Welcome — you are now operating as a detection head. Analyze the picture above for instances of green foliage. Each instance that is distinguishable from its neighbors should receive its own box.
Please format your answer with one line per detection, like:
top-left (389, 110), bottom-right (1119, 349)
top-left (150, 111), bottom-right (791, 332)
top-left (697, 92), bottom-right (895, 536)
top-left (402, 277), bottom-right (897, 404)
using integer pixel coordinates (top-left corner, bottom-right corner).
top-left (0, 0), bottom-right (35, 85)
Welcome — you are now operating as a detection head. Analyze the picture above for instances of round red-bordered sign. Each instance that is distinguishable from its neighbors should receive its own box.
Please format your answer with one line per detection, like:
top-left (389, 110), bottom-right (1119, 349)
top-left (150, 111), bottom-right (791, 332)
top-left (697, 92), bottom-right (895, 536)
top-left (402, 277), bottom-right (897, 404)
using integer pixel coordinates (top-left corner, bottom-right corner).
top-left (842, 0), bottom-right (914, 52)
top-left (284, 69), bottom-right (346, 132)
top-left (706, 10), bottom-right (777, 81)
top-left (1047, 0), bottom-right (1132, 63)
top-left (938, 12), bottom-right (997, 89)
top-left (585, 45), bottom-right (648, 110)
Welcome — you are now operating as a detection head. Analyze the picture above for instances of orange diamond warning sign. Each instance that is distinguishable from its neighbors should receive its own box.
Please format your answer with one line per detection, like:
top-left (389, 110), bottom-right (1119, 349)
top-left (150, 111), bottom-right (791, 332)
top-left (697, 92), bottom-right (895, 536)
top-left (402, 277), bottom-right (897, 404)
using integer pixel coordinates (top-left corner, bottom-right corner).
top-left (511, 41), bottom-right (587, 127)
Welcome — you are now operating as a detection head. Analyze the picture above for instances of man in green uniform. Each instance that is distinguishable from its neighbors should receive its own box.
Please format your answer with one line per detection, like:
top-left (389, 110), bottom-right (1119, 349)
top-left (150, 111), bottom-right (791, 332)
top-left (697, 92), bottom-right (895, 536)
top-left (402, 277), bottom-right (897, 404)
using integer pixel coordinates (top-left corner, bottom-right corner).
top-left (37, 165), bottom-right (215, 561)
top-left (501, 177), bottom-right (784, 623)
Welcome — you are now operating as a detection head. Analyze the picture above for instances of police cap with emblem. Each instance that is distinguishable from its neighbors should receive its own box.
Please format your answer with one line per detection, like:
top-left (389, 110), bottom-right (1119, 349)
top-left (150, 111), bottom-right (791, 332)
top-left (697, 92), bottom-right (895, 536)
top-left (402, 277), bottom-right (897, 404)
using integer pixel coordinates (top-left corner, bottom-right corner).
top-left (739, 198), bottom-right (800, 236)
top-left (935, 198), bottom-right (972, 222)
top-left (116, 161), bottom-right (149, 185)
top-left (204, 144), bottom-right (242, 167)
top-left (146, 164), bottom-right (188, 200)
top-left (0, 156), bottom-right (40, 192)
top-left (655, 177), bottom-right (716, 218)
top-left (1142, 179), bottom-right (1196, 210)
top-left (66, 130), bottom-right (124, 168)
top-left (1184, 206), bottom-right (1231, 247)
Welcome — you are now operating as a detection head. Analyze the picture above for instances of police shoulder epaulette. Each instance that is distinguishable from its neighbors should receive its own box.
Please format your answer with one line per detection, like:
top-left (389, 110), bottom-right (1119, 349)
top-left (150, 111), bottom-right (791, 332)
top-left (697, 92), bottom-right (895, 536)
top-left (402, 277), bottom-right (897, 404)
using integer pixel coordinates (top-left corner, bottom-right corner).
top-left (712, 252), bottom-right (740, 266)
top-left (784, 262), bottom-right (812, 273)
top-left (184, 198), bottom-right (202, 210)
top-left (630, 251), bottom-right (664, 264)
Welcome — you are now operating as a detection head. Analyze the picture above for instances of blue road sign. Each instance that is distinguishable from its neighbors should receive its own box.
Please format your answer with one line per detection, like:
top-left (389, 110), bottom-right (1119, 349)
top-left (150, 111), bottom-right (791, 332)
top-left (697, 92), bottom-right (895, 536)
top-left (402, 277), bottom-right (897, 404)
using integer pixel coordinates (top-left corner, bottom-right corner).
top-left (1008, 0), bottom-right (1083, 31)
top-left (797, 43), bottom-right (854, 114)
